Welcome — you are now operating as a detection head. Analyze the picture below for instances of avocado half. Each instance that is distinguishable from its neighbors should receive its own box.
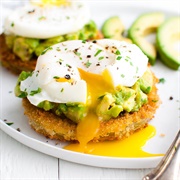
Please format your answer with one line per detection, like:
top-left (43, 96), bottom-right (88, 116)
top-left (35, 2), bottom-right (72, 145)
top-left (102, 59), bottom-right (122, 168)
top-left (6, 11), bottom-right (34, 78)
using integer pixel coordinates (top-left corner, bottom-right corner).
top-left (128, 12), bottom-right (164, 65)
top-left (156, 17), bottom-right (180, 70)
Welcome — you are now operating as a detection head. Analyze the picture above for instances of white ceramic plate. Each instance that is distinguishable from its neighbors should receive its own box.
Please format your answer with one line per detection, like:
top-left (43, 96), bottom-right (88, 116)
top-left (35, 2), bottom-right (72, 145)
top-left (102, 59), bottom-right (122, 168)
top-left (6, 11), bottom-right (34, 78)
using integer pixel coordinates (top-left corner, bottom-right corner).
top-left (0, 1), bottom-right (179, 169)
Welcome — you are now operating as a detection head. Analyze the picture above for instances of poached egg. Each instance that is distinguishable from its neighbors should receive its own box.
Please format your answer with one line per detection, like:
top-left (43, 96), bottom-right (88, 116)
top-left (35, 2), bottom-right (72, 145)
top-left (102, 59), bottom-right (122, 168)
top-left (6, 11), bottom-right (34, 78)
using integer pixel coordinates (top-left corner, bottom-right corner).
top-left (20, 39), bottom-right (148, 106)
top-left (4, 1), bottom-right (90, 39)
top-left (19, 39), bottom-right (151, 150)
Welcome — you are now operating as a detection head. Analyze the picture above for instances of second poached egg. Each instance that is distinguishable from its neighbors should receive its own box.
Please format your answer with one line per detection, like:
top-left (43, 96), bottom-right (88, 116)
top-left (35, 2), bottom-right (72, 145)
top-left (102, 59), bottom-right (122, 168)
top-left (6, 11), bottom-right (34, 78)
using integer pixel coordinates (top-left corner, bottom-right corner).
top-left (4, 1), bottom-right (90, 39)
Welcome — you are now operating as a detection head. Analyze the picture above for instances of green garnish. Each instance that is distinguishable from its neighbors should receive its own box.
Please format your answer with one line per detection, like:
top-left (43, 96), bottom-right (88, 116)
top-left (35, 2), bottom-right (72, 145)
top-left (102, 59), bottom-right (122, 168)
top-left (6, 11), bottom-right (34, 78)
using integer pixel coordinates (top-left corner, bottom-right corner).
top-left (41, 47), bottom-right (53, 55)
top-left (30, 88), bottom-right (42, 96)
top-left (159, 78), bottom-right (165, 84)
top-left (94, 49), bottom-right (102, 57)
top-left (74, 51), bottom-right (81, 57)
top-left (53, 76), bottom-right (60, 79)
top-left (18, 91), bottom-right (28, 98)
top-left (6, 122), bottom-right (14, 126)
top-left (98, 56), bottom-right (104, 60)
top-left (136, 67), bottom-right (139, 73)
top-left (115, 50), bottom-right (121, 55)
top-left (116, 56), bottom-right (122, 60)
top-left (38, 16), bottom-right (46, 20)
top-left (85, 60), bottom-right (92, 68)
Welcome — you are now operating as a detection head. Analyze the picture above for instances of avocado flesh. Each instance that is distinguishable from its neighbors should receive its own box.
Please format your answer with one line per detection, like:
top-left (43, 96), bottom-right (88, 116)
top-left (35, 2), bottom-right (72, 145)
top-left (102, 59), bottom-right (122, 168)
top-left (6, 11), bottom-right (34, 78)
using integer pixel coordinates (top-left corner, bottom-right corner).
top-left (128, 12), bottom-right (165, 65)
top-left (15, 69), bottom-right (153, 123)
top-left (138, 68), bottom-right (153, 94)
top-left (101, 16), bottom-right (132, 43)
top-left (13, 37), bottom-right (39, 61)
top-left (156, 17), bottom-right (180, 70)
top-left (5, 20), bottom-right (98, 61)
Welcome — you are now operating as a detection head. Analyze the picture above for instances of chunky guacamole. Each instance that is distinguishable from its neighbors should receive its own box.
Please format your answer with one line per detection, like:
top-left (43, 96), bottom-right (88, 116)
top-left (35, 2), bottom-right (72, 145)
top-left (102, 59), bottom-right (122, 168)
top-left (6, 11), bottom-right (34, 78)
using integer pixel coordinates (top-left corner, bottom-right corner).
top-left (15, 68), bottom-right (153, 123)
top-left (5, 20), bottom-right (98, 62)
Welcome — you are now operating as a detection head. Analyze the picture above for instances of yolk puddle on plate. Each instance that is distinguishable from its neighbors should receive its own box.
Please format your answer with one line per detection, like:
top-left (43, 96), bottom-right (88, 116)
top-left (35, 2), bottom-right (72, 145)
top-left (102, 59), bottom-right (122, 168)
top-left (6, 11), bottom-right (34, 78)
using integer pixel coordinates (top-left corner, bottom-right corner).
top-left (64, 125), bottom-right (163, 157)
top-left (65, 69), bottom-right (163, 157)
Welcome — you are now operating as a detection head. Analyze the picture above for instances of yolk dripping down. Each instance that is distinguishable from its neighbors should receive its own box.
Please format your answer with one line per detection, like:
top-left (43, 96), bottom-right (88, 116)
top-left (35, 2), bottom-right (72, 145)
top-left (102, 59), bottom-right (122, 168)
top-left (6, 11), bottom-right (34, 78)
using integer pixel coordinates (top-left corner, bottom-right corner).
top-left (76, 68), bottom-right (113, 149)
top-left (64, 69), bottom-right (163, 157)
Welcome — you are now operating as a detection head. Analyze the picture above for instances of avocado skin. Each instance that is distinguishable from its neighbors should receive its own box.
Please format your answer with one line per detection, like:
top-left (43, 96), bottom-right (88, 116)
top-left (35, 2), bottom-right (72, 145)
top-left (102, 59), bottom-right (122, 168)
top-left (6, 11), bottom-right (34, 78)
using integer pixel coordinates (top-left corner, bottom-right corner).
top-left (156, 45), bottom-right (180, 70)
top-left (128, 12), bottom-right (165, 65)
top-left (156, 17), bottom-right (180, 70)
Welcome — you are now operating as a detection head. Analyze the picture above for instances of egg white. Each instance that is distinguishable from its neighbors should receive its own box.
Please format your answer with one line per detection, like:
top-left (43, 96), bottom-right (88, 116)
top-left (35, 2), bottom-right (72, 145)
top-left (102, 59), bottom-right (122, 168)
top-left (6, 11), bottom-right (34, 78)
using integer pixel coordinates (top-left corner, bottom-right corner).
top-left (20, 39), bottom-right (148, 106)
top-left (4, 1), bottom-right (90, 39)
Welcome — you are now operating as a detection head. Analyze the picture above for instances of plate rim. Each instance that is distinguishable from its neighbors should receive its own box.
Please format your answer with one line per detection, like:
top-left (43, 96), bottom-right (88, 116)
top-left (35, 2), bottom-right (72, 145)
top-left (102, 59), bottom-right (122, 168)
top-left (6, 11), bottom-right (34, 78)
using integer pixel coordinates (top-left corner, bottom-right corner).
top-left (0, 1), bottom-right (179, 169)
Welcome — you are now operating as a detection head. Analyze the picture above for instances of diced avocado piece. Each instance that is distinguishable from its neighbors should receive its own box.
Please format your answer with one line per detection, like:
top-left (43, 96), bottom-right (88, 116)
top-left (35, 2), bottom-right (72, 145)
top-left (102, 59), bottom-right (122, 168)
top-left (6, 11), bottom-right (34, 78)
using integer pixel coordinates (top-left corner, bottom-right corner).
top-left (5, 35), bottom-right (16, 49)
top-left (14, 71), bottom-right (32, 98)
top-left (13, 37), bottom-right (39, 61)
top-left (64, 32), bottom-right (79, 41)
top-left (101, 16), bottom-right (132, 43)
top-left (35, 35), bottom-right (64, 56)
top-left (132, 82), bottom-right (148, 111)
top-left (57, 103), bottom-right (87, 123)
top-left (37, 100), bottom-right (54, 111)
top-left (78, 20), bottom-right (98, 40)
top-left (138, 68), bottom-right (153, 94)
top-left (128, 12), bottom-right (165, 65)
top-left (96, 93), bottom-right (123, 120)
top-left (156, 17), bottom-right (180, 70)
top-left (114, 86), bottom-right (136, 112)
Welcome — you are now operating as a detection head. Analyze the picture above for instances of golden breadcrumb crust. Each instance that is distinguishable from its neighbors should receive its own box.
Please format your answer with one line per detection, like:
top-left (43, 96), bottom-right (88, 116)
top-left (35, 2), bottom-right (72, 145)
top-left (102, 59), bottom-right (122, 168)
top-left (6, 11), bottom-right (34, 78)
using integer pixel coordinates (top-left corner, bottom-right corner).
top-left (22, 71), bottom-right (160, 142)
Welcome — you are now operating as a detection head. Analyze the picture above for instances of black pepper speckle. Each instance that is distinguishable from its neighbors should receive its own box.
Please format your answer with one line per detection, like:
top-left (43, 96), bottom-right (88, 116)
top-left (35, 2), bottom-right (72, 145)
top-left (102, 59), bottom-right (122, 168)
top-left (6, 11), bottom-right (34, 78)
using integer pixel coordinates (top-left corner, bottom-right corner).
top-left (16, 128), bottom-right (21, 132)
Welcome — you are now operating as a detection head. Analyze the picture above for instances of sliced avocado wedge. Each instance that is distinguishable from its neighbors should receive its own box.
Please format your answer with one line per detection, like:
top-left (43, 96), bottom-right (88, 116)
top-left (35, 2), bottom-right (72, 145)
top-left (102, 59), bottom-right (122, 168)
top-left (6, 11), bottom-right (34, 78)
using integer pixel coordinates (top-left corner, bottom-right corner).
top-left (101, 16), bottom-right (132, 43)
top-left (128, 12), bottom-right (165, 65)
top-left (156, 17), bottom-right (180, 70)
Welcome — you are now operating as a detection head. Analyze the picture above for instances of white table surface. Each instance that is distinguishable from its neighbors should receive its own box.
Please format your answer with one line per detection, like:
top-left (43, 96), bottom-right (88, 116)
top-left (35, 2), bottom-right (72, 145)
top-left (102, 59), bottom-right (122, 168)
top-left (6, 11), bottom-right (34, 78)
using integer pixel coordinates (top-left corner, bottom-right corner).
top-left (0, 0), bottom-right (179, 179)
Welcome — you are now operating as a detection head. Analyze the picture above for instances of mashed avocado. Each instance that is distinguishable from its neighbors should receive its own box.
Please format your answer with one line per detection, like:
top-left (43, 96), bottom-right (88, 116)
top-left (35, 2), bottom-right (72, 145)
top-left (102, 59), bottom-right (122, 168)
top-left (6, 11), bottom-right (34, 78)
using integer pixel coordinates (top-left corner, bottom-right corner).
top-left (15, 69), bottom-right (153, 123)
top-left (5, 20), bottom-right (98, 62)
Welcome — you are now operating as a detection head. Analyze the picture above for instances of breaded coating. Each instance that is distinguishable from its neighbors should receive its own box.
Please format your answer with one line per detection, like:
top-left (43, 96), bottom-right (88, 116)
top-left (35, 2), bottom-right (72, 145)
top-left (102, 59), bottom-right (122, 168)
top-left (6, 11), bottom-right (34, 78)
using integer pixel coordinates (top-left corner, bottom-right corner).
top-left (0, 34), bottom-right (37, 74)
top-left (0, 31), bottom-right (103, 74)
top-left (22, 72), bottom-right (160, 142)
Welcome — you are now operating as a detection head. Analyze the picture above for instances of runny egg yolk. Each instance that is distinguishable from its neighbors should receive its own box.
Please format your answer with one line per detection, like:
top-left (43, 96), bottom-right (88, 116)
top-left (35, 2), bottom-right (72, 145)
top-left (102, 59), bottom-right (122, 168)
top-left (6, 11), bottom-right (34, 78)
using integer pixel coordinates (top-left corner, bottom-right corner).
top-left (64, 69), bottom-right (162, 157)
top-left (65, 125), bottom-right (163, 157)
top-left (76, 68), bottom-right (113, 149)
top-left (64, 69), bottom-right (163, 157)
top-left (31, 0), bottom-right (69, 6)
